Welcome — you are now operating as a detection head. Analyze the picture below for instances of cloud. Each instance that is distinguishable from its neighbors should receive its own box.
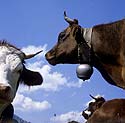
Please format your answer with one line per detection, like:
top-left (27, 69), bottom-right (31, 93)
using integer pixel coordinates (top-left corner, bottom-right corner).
top-left (22, 44), bottom-right (47, 59)
top-left (50, 111), bottom-right (85, 123)
top-left (18, 45), bottom-right (84, 93)
top-left (13, 93), bottom-right (51, 112)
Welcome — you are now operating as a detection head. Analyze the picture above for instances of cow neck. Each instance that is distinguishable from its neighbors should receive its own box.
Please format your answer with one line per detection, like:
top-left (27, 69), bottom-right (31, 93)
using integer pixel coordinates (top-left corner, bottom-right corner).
top-left (77, 27), bottom-right (93, 64)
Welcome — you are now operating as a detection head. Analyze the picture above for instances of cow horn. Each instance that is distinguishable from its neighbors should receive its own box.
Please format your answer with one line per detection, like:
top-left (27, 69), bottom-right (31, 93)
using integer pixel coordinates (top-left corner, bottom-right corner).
top-left (89, 94), bottom-right (98, 100)
top-left (24, 50), bottom-right (43, 59)
top-left (64, 11), bottom-right (74, 24)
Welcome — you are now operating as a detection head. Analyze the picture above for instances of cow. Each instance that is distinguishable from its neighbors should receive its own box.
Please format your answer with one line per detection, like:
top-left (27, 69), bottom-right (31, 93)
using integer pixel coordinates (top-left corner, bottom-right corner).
top-left (0, 41), bottom-right (43, 122)
top-left (82, 95), bottom-right (125, 123)
top-left (45, 11), bottom-right (125, 89)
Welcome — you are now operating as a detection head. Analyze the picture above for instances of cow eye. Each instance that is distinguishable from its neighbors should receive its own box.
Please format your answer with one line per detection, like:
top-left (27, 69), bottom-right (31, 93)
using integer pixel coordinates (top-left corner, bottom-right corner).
top-left (14, 64), bottom-right (23, 73)
top-left (89, 102), bottom-right (93, 107)
top-left (17, 69), bottom-right (23, 74)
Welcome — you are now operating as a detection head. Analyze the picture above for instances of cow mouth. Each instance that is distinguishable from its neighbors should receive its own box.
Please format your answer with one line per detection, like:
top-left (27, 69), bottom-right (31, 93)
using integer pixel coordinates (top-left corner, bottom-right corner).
top-left (46, 56), bottom-right (68, 65)
top-left (46, 55), bottom-right (78, 65)
top-left (46, 51), bottom-right (78, 65)
top-left (47, 58), bottom-right (57, 66)
top-left (0, 95), bottom-right (13, 103)
top-left (45, 55), bottom-right (57, 65)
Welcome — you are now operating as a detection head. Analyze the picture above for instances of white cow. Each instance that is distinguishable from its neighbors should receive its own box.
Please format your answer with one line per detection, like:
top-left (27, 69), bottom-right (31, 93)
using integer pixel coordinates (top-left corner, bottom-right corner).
top-left (0, 41), bottom-right (43, 122)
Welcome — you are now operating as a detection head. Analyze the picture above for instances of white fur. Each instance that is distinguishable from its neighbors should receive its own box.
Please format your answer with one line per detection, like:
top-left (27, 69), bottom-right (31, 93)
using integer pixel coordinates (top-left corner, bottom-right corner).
top-left (84, 110), bottom-right (92, 117)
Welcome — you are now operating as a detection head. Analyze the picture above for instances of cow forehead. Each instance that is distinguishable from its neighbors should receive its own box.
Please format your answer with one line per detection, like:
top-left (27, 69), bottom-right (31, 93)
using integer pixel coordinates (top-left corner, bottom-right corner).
top-left (6, 54), bottom-right (23, 69)
top-left (0, 46), bottom-right (24, 58)
top-left (0, 46), bottom-right (23, 68)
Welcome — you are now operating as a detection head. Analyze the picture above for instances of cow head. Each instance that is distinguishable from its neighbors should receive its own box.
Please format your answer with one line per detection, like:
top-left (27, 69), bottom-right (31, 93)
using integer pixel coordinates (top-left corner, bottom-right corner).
top-left (46, 11), bottom-right (91, 65)
top-left (0, 41), bottom-right (43, 113)
top-left (82, 95), bottom-right (105, 120)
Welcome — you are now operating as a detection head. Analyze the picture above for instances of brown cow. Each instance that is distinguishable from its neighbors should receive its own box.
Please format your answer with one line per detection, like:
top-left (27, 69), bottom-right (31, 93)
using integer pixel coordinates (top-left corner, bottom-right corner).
top-left (82, 95), bottom-right (125, 123)
top-left (45, 11), bottom-right (125, 89)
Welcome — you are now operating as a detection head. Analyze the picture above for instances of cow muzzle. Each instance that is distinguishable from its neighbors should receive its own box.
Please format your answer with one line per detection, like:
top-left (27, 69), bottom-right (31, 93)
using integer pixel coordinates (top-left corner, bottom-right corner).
top-left (0, 84), bottom-right (13, 103)
top-left (45, 52), bottom-right (57, 65)
top-left (82, 109), bottom-right (92, 120)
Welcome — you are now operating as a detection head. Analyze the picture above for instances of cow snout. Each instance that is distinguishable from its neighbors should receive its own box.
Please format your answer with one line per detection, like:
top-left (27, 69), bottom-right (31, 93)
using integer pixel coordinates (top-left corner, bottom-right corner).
top-left (0, 84), bottom-right (13, 103)
top-left (45, 52), bottom-right (54, 60)
top-left (45, 52), bottom-right (57, 65)
top-left (0, 84), bottom-right (11, 93)
top-left (82, 111), bottom-right (89, 120)
top-left (82, 110), bottom-right (92, 120)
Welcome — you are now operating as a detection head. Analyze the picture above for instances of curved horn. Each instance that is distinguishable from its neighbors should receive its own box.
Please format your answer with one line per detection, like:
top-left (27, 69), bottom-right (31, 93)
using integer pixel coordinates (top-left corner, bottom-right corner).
top-left (64, 11), bottom-right (74, 24)
top-left (24, 50), bottom-right (43, 59)
top-left (89, 94), bottom-right (98, 100)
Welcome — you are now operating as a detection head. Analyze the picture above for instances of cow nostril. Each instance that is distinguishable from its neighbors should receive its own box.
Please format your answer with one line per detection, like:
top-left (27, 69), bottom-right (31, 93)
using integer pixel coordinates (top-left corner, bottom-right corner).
top-left (4, 86), bottom-right (11, 93)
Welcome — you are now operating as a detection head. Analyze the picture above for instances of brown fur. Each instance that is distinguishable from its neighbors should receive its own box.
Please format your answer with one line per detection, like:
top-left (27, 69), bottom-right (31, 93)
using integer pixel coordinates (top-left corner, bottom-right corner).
top-left (85, 99), bottom-right (125, 123)
top-left (92, 19), bottom-right (125, 88)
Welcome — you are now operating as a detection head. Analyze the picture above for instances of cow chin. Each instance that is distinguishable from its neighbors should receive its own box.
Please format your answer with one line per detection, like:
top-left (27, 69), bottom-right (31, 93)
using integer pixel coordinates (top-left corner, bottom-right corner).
top-left (46, 52), bottom-right (78, 65)
top-left (48, 57), bottom-right (78, 65)
top-left (47, 59), bottom-right (57, 66)
top-left (46, 56), bottom-right (63, 65)
top-left (0, 91), bottom-right (14, 104)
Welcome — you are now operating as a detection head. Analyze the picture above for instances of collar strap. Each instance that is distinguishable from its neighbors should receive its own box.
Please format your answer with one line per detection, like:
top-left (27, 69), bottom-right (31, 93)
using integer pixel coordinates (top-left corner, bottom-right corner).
top-left (83, 28), bottom-right (92, 48)
top-left (77, 27), bottom-right (93, 64)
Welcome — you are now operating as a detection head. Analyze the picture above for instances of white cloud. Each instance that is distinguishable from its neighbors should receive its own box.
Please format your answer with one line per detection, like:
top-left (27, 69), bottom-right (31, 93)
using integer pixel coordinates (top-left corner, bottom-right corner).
top-left (22, 44), bottom-right (47, 60)
top-left (66, 79), bottom-right (83, 88)
top-left (50, 111), bottom-right (85, 123)
top-left (13, 93), bottom-right (51, 112)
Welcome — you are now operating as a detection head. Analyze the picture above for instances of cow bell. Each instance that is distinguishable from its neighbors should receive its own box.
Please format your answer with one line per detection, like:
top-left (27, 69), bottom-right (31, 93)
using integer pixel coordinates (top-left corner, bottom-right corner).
top-left (76, 64), bottom-right (93, 81)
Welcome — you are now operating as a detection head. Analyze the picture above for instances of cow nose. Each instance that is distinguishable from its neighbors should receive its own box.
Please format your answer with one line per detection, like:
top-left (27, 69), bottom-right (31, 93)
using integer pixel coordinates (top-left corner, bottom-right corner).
top-left (0, 84), bottom-right (11, 93)
top-left (45, 52), bottom-right (49, 59)
top-left (45, 52), bottom-right (54, 60)
top-left (4, 86), bottom-right (11, 93)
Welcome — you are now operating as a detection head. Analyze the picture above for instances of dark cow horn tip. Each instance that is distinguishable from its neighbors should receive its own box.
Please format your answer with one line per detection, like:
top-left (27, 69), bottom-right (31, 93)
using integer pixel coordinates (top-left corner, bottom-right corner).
top-left (24, 50), bottom-right (43, 59)
top-left (89, 94), bottom-right (97, 100)
top-left (64, 11), bottom-right (66, 16)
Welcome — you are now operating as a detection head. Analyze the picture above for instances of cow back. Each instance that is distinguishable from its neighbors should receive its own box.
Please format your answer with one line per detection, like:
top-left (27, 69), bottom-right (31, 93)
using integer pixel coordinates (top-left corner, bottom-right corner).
top-left (92, 19), bottom-right (125, 89)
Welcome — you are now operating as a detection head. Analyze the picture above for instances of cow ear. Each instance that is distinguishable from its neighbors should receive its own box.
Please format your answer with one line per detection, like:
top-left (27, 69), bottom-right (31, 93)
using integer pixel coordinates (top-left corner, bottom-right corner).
top-left (96, 101), bottom-right (104, 109)
top-left (21, 67), bottom-right (43, 86)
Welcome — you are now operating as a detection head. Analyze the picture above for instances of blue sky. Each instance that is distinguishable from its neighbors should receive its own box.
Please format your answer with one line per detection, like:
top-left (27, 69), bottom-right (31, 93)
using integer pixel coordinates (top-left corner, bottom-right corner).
top-left (0, 0), bottom-right (125, 123)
